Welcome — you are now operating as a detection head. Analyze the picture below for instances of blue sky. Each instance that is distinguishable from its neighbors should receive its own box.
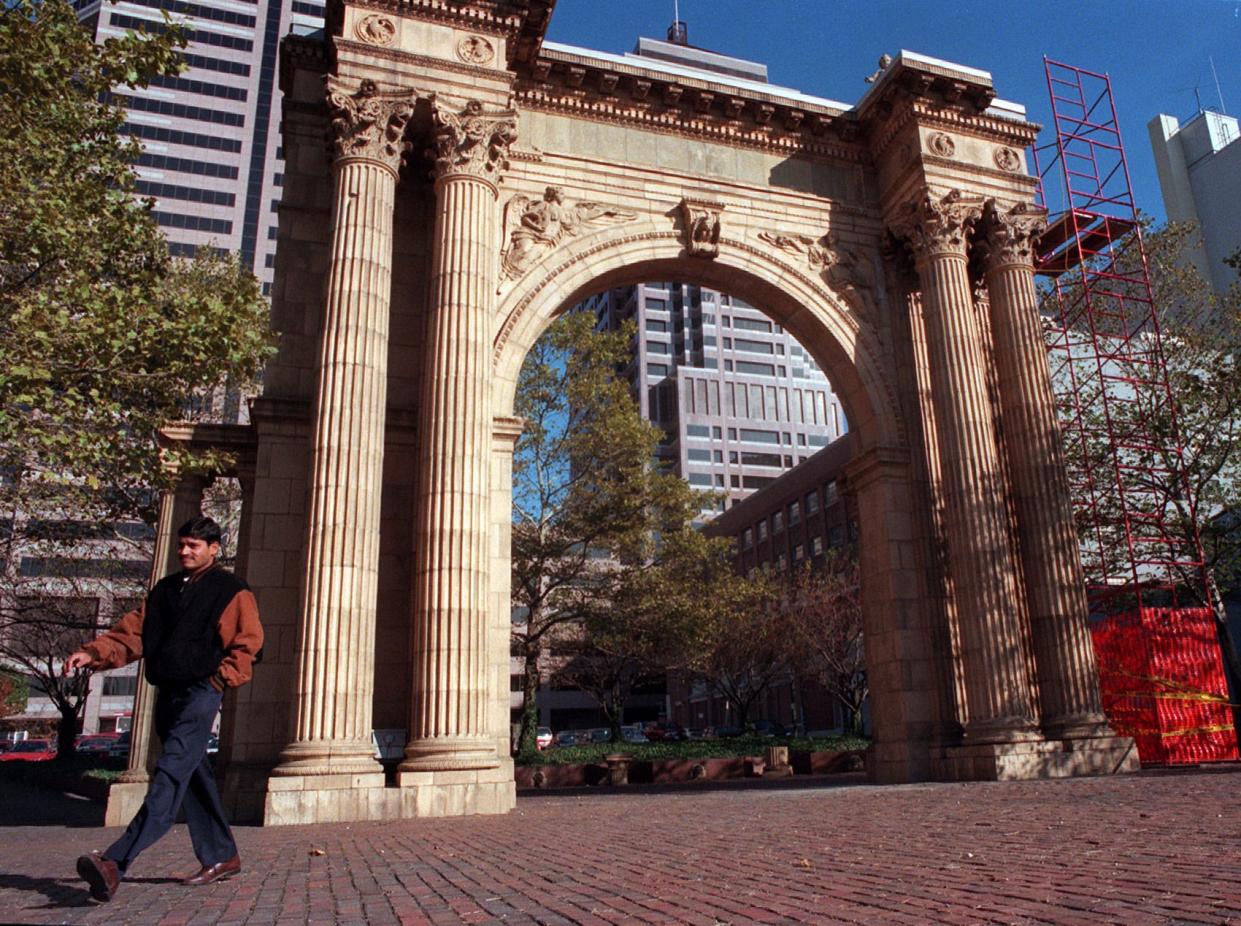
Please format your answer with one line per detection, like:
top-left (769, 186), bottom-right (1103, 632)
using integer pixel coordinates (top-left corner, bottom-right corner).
top-left (544, 0), bottom-right (1241, 224)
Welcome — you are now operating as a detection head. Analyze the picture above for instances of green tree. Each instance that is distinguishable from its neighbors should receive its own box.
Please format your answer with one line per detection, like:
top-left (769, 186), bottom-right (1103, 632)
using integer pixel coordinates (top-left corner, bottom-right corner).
top-left (0, 669), bottom-right (29, 719)
top-left (0, 1), bottom-right (276, 758)
top-left (510, 311), bottom-right (700, 755)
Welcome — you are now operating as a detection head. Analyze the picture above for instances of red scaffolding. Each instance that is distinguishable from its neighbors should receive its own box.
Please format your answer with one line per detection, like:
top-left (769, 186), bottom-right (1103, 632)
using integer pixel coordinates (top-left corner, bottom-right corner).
top-left (1031, 57), bottom-right (1205, 610)
top-left (1030, 59), bottom-right (1236, 763)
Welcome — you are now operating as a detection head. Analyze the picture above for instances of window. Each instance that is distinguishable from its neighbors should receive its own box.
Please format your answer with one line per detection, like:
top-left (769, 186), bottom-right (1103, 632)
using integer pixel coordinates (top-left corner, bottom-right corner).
top-left (687, 473), bottom-right (712, 487)
top-left (687, 449), bottom-right (712, 462)
top-left (805, 491), bottom-right (820, 514)
top-left (713, 451), bottom-right (723, 463)
top-left (646, 319), bottom-right (668, 332)
top-left (736, 361), bottom-right (776, 376)
top-left (739, 428), bottom-right (780, 444)
top-left (789, 501), bottom-right (800, 524)
top-left (733, 338), bottom-right (774, 354)
top-left (732, 317), bottom-right (771, 332)
top-left (794, 544), bottom-right (804, 561)
top-left (812, 536), bottom-right (824, 556)
top-left (712, 426), bottom-right (722, 439)
top-left (742, 528), bottom-right (753, 548)
top-left (772, 512), bottom-right (784, 533)
top-left (757, 521), bottom-right (768, 541)
top-left (647, 363), bottom-right (668, 377)
top-left (685, 424), bottom-right (710, 438)
top-left (824, 481), bottom-right (839, 504)
top-left (103, 675), bottom-right (139, 697)
top-left (740, 451), bottom-right (781, 467)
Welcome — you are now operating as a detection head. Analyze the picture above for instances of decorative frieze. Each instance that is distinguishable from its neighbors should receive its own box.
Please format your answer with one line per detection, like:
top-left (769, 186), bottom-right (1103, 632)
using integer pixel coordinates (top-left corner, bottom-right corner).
top-left (325, 77), bottom-right (417, 174)
top-left (501, 186), bottom-right (637, 279)
top-left (456, 35), bottom-right (495, 65)
top-left (993, 146), bottom-right (1022, 172)
top-left (927, 131), bottom-right (955, 158)
top-left (430, 98), bottom-right (518, 183)
top-left (354, 14), bottom-right (397, 47)
top-left (680, 198), bottom-right (723, 258)
top-left (757, 230), bottom-right (875, 308)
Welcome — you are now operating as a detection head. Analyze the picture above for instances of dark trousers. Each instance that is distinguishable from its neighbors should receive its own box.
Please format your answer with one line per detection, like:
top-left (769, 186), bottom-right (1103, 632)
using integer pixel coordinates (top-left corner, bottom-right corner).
top-left (105, 679), bottom-right (236, 872)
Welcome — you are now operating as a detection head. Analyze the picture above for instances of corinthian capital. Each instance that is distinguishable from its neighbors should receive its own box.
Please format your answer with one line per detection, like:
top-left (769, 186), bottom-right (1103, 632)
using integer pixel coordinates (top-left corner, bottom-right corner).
top-left (892, 189), bottom-right (984, 262)
top-left (430, 99), bottom-right (518, 183)
top-left (978, 200), bottom-right (1048, 270)
top-left (326, 77), bottom-right (417, 174)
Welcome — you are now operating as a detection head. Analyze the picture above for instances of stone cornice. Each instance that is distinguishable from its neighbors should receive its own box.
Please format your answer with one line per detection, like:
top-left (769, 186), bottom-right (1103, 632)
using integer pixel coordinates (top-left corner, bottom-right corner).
top-left (332, 38), bottom-right (518, 86)
top-left (868, 98), bottom-right (1039, 161)
top-left (327, 0), bottom-right (552, 65)
top-left (515, 79), bottom-right (865, 163)
top-left (280, 32), bottom-right (330, 96)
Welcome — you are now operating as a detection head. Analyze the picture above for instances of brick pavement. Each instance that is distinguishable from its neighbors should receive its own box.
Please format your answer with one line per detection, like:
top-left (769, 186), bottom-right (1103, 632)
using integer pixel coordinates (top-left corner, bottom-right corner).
top-left (1, 768), bottom-right (1239, 925)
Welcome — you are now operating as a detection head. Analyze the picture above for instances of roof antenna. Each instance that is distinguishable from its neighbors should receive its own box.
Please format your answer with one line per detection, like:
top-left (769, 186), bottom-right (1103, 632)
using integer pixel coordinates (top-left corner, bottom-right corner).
top-left (668, 0), bottom-right (688, 45)
top-left (1209, 56), bottom-right (1227, 114)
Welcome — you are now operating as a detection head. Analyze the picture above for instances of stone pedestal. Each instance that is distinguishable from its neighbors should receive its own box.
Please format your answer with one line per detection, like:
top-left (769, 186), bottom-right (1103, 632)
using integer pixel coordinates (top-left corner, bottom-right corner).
top-left (934, 735), bottom-right (1138, 781)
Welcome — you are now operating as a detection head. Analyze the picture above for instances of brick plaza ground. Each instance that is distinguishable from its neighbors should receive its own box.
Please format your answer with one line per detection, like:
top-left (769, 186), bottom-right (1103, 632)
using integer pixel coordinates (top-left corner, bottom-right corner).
top-left (1, 767), bottom-right (1239, 925)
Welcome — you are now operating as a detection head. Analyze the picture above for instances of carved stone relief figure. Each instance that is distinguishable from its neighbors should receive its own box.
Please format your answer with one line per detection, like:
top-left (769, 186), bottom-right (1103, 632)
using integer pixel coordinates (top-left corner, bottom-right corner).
top-left (680, 199), bottom-right (722, 258)
top-left (501, 186), bottom-right (637, 279)
top-left (757, 230), bottom-right (876, 309)
top-left (430, 98), bottom-right (518, 182)
top-left (325, 77), bottom-right (417, 171)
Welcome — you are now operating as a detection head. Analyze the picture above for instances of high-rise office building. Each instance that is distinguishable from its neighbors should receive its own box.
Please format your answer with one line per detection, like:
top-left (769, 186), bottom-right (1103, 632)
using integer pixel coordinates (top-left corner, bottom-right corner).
top-left (585, 283), bottom-right (845, 512)
top-left (1149, 109), bottom-right (1241, 298)
top-left (73, 0), bottom-right (325, 296)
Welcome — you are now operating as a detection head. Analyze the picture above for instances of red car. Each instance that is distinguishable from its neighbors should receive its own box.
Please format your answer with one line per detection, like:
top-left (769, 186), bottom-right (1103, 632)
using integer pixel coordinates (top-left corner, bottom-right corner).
top-left (0, 739), bottom-right (57, 762)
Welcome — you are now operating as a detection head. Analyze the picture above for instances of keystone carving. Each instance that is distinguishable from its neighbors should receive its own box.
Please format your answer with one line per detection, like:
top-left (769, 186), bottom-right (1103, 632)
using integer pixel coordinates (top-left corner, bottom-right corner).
top-left (325, 77), bottom-right (417, 172)
top-left (680, 199), bottom-right (723, 258)
top-left (977, 200), bottom-right (1048, 268)
top-left (758, 231), bottom-right (875, 308)
top-left (430, 99), bottom-right (518, 182)
top-left (892, 189), bottom-right (984, 260)
top-left (501, 186), bottom-right (637, 279)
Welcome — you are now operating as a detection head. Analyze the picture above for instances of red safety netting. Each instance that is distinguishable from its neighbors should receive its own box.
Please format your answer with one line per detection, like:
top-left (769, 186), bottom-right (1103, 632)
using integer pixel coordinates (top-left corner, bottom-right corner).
top-left (1090, 607), bottom-right (1238, 764)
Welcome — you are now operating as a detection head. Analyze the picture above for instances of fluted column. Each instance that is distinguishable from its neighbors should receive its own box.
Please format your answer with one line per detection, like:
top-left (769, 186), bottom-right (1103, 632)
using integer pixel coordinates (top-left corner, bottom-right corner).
top-left (118, 473), bottom-right (208, 784)
top-left (274, 78), bottom-right (416, 777)
top-left (980, 201), bottom-right (1109, 739)
top-left (401, 100), bottom-right (517, 775)
top-left (893, 190), bottom-right (1040, 743)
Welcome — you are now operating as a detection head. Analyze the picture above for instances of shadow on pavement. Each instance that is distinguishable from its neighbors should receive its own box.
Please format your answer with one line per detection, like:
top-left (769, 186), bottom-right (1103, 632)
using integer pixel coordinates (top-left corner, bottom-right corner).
top-left (0, 873), bottom-right (95, 911)
top-left (0, 778), bottom-right (106, 828)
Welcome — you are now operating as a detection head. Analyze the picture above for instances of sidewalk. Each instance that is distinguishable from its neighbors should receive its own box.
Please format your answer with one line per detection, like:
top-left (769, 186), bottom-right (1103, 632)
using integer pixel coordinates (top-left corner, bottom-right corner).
top-left (1, 768), bottom-right (1239, 925)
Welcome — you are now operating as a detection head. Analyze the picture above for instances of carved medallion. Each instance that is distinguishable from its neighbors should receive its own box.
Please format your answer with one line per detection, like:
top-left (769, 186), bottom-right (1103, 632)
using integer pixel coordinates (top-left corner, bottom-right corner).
top-left (456, 35), bottom-right (495, 66)
top-left (993, 146), bottom-right (1021, 172)
top-left (430, 99), bottom-right (518, 182)
top-left (500, 186), bottom-right (637, 280)
top-left (757, 231), bottom-right (875, 308)
top-left (927, 132), bottom-right (955, 158)
top-left (354, 14), bottom-right (396, 47)
top-left (325, 77), bottom-right (417, 173)
top-left (680, 199), bottom-right (723, 259)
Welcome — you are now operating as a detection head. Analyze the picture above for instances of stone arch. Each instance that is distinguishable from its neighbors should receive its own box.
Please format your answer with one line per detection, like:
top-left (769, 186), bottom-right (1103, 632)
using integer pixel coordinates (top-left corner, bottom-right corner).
top-left (487, 225), bottom-right (941, 785)
top-left (491, 224), bottom-right (900, 456)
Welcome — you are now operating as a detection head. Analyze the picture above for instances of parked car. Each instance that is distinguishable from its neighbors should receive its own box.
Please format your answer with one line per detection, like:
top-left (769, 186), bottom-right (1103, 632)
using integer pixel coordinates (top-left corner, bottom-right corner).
top-left (0, 739), bottom-right (57, 762)
top-left (107, 731), bottom-right (132, 759)
top-left (712, 725), bottom-right (744, 738)
top-left (75, 733), bottom-right (119, 755)
top-left (535, 726), bottom-right (553, 750)
top-left (643, 721), bottom-right (685, 742)
top-left (683, 728), bottom-right (707, 740)
top-left (553, 731), bottom-right (578, 747)
top-left (621, 729), bottom-right (648, 743)
top-left (752, 720), bottom-right (787, 737)
top-left (589, 728), bottom-right (612, 745)
top-left (0, 740), bottom-right (13, 754)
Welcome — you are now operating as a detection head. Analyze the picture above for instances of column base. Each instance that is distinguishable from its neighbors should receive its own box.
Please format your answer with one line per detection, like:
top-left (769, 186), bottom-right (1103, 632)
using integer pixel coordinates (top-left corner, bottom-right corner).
top-left (104, 780), bottom-right (149, 827)
top-left (934, 734), bottom-right (1139, 781)
top-left (961, 716), bottom-right (1043, 745)
top-left (1041, 713), bottom-right (1113, 740)
top-left (271, 738), bottom-right (384, 778)
top-left (263, 759), bottom-right (515, 825)
top-left (398, 736), bottom-right (501, 773)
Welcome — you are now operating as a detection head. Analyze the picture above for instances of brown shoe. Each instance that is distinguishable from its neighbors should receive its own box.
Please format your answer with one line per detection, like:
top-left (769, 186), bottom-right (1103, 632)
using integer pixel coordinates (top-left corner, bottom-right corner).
top-left (76, 852), bottom-right (120, 902)
top-left (182, 854), bottom-right (241, 886)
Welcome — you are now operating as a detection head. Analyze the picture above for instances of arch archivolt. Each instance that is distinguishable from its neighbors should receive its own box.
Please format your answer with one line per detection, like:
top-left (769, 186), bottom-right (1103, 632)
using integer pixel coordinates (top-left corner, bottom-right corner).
top-left (491, 216), bottom-right (903, 451)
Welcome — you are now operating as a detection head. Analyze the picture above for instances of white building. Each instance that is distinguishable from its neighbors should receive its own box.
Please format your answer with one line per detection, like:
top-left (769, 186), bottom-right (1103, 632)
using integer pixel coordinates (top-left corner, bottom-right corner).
top-left (1149, 109), bottom-right (1241, 297)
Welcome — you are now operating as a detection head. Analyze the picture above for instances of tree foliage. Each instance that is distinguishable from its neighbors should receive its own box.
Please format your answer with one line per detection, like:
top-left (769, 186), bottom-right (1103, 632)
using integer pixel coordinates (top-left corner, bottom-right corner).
top-left (778, 552), bottom-right (865, 735)
top-left (510, 311), bottom-right (701, 753)
top-left (0, 1), bottom-right (276, 756)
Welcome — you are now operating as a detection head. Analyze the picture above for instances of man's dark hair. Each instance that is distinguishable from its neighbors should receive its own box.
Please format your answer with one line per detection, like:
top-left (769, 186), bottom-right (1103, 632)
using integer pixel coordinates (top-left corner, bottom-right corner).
top-left (177, 516), bottom-right (222, 545)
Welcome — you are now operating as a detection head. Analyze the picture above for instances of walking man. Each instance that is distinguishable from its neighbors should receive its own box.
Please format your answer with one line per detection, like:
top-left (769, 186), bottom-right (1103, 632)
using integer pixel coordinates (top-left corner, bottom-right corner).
top-left (64, 516), bottom-right (263, 902)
